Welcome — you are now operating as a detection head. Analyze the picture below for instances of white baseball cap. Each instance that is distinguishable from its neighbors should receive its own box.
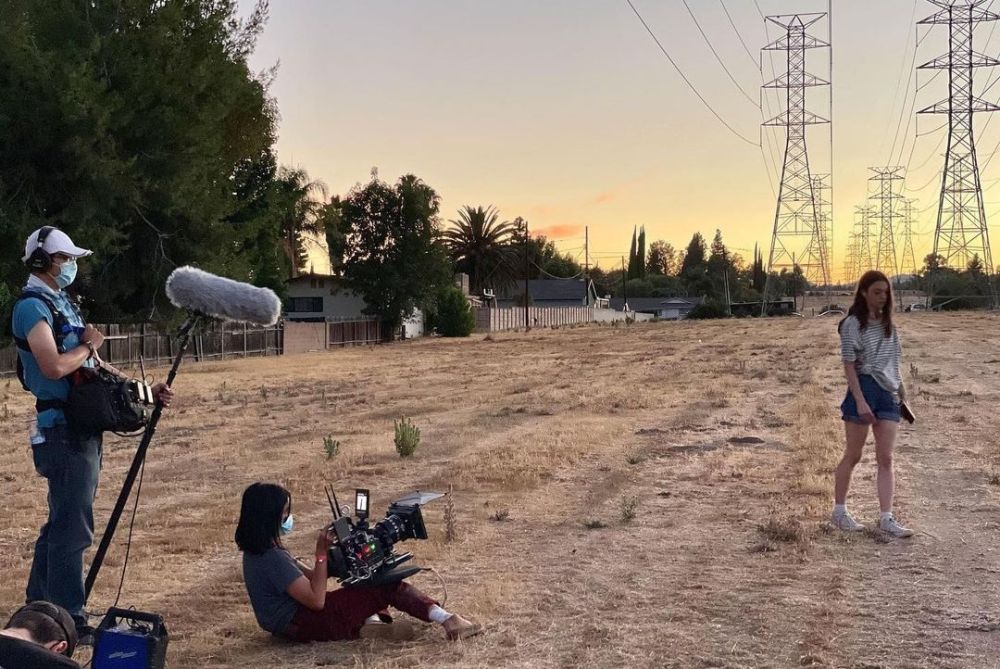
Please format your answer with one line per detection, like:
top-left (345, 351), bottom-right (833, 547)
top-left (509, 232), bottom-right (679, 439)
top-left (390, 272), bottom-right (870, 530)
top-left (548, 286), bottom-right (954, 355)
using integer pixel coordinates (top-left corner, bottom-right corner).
top-left (22, 227), bottom-right (93, 263)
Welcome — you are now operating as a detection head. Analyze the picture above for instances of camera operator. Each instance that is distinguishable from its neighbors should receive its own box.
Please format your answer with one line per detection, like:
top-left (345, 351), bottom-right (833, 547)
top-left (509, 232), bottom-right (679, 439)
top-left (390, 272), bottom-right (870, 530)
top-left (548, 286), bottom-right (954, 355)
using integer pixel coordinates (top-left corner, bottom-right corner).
top-left (13, 227), bottom-right (174, 645)
top-left (235, 483), bottom-right (482, 642)
top-left (0, 601), bottom-right (80, 668)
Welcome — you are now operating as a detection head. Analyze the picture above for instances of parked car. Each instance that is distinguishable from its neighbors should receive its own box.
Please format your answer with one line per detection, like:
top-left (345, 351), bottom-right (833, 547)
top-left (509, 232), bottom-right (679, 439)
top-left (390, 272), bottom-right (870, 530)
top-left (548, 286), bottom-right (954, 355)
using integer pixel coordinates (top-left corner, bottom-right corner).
top-left (904, 303), bottom-right (927, 312)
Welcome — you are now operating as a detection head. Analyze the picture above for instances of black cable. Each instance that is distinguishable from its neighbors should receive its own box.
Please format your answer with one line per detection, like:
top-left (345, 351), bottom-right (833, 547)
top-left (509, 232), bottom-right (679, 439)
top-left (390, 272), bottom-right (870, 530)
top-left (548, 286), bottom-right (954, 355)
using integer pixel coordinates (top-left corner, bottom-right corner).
top-left (720, 0), bottom-right (759, 67)
top-left (111, 456), bottom-right (147, 609)
top-left (624, 0), bottom-right (760, 147)
top-left (884, 2), bottom-right (922, 165)
top-left (680, 0), bottom-right (760, 108)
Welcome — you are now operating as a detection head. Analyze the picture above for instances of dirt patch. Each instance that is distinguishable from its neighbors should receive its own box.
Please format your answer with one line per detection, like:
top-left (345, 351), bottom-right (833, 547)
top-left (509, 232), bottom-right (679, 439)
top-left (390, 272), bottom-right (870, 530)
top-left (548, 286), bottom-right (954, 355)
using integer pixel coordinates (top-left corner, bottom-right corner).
top-left (1, 313), bottom-right (999, 667)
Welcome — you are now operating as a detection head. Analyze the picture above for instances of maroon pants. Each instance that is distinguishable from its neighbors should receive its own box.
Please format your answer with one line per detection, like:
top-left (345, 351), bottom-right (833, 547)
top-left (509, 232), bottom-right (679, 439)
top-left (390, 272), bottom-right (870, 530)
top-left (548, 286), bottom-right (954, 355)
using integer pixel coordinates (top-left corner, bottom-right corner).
top-left (283, 581), bottom-right (437, 642)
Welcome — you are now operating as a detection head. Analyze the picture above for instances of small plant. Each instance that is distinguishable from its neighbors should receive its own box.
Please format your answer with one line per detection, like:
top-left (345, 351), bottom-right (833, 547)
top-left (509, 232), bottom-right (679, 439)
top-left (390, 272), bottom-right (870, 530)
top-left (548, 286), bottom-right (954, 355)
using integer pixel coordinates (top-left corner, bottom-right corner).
top-left (491, 508), bottom-right (511, 522)
top-left (216, 381), bottom-right (227, 402)
top-left (0, 403), bottom-right (9, 422)
top-left (758, 516), bottom-right (806, 544)
top-left (625, 451), bottom-right (644, 465)
top-left (583, 519), bottom-right (607, 530)
top-left (260, 384), bottom-right (268, 400)
top-left (394, 416), bottom-right (421, 457)
top-left (323, 435), bottom-right (340, 460)
top-left (989, 472), bottom-right (1000, 486)
top-left (620, 495), bottom-right (638, 523)
top-left (444, 485), bottom-right (457, 543)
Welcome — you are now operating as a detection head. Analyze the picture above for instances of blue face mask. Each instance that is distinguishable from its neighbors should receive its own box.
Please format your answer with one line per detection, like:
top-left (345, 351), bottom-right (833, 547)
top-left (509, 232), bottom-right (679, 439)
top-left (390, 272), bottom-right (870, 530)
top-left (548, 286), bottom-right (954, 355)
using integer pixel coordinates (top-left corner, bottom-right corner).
top-left (54, 259), bottom-right (78, 289)
top-left (280, 514), bottom-right (294, 535)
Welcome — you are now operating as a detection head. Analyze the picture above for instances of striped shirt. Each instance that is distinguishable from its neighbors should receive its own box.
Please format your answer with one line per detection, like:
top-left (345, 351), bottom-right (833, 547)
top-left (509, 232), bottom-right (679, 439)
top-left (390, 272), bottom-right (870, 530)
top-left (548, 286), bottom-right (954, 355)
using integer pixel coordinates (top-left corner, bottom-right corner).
top-left (839, 314), bottom-right (902, 393)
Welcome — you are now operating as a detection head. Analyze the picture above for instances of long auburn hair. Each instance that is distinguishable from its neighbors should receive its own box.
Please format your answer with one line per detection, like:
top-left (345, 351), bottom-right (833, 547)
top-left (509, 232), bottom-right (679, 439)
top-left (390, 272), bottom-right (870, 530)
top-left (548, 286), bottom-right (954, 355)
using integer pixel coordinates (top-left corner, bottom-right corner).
top-left (840, 270), bottom-right (893, 337)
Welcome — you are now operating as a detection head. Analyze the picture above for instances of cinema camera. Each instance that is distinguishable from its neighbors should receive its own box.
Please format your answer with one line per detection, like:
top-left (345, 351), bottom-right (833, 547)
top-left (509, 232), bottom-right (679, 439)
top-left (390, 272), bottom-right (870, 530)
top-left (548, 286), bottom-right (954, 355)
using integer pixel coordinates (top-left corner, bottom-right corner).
top-left (324, 486), bottom-right (444, 586)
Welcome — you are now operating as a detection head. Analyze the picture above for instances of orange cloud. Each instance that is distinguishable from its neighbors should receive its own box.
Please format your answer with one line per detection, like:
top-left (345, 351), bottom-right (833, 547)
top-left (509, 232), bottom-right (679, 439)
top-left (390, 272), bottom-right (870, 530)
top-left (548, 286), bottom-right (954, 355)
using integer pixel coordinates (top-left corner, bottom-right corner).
top-left (591, 190), bottom-right (616, 205)
top-left (535, 224), bottom-right (584, 239)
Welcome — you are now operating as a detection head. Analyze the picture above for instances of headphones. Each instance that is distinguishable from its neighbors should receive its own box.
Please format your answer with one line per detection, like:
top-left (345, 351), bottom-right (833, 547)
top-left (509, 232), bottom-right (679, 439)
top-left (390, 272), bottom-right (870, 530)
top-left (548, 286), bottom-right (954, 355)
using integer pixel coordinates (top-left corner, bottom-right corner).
top-left (7, 601), bottom-right (77, 657)
top-left (25, 226), bottom-right (57, 273)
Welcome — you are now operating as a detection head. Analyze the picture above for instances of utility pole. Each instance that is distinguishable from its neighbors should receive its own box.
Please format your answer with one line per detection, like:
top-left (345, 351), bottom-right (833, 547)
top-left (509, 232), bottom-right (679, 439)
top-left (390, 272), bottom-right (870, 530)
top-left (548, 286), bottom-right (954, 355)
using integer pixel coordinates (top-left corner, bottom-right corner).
top-left (869, 167), bottom-right (904, 283)
top-left (621, 256), bottom-right (628, 313)
top-left (523, 219), bottom-right (530, 330)
top-left (584, 226), bottom-right (590, 306)
top-left (918, 0), bottom-right (997, 302)
top-left (761, 13), bottom-right (832, 315)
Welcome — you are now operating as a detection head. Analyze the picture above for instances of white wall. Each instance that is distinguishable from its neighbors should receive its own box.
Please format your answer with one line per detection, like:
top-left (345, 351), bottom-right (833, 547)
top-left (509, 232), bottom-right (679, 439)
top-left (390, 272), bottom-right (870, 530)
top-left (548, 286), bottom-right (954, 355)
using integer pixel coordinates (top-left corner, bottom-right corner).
top-left (285, 277), bottom-right (368, 321)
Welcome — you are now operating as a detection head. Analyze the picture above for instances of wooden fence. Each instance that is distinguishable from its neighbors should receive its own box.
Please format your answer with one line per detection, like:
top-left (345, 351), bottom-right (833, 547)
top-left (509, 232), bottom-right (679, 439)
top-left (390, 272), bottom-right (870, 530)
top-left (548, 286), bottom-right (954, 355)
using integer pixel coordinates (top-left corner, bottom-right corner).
top-left (475, 306), bottom-right (596, 332)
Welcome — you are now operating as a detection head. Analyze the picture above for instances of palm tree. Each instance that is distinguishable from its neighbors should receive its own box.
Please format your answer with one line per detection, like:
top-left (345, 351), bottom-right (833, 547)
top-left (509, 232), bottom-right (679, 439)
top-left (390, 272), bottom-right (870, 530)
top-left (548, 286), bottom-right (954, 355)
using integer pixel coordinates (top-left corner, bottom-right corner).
top-left (443, 205), bottom-right (519, 294)
top-left (276, 166), bottom-right (329, 278)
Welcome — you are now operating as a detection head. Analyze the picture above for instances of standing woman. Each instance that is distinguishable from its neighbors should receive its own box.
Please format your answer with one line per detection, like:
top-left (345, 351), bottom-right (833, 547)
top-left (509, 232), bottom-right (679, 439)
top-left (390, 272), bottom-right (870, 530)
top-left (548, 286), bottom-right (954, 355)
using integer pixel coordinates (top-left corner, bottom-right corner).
top-left (831, 270), bottom-right (913, 538)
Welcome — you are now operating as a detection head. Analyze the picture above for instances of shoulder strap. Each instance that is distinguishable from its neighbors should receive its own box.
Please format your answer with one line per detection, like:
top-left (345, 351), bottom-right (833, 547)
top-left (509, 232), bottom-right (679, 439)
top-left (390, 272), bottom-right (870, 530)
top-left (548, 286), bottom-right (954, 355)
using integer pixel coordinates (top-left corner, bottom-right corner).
top-left (14, 290), bottom-right (73, 352)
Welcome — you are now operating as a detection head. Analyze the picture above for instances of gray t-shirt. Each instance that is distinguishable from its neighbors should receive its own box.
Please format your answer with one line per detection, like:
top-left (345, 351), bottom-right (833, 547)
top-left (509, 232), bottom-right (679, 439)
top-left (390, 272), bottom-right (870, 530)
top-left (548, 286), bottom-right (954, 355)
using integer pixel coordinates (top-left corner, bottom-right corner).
top-left (242, 548), bottom-right (304, 634)
top-left (839, 314), bottom-right (903, 393)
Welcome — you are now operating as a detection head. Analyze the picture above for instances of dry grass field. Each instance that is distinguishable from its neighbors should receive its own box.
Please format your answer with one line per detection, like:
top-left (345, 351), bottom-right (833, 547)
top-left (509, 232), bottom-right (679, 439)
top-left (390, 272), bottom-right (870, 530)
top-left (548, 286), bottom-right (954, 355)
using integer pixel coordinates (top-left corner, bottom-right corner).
top-left (2, 313), bottom-right (999, 668)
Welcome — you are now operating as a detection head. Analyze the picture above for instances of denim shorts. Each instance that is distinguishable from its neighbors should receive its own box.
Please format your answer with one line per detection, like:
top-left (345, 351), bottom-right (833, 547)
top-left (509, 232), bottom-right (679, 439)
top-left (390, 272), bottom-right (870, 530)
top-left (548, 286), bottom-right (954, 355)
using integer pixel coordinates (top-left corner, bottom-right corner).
top-left (841, 374), bottom-right (900, 423)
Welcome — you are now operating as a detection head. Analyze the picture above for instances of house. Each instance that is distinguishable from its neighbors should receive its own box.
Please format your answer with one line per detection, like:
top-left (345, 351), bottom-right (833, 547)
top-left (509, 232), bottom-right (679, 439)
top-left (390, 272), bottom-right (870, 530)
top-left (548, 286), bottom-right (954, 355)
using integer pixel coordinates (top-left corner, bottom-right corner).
top-left (609, 296), bottom-right (705, 320)
top-left (284, 272), bottom-right (426, 338)
top-left (496, 279), bottom-right (600, 307)
top-left (284, 273), bottom-right (367, 322)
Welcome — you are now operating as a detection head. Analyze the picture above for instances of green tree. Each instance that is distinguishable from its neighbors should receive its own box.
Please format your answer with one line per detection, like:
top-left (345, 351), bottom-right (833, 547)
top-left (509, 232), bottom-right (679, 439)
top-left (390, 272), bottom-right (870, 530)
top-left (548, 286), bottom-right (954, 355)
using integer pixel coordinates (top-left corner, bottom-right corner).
top-left (627, 227), bottom-right (639, 279)
top-left (274, 167), bottom-right (328, 278)
top-left (646, 240), bottom-right (677, 276)
top-left (0, 0), bottom-right (281, 321)
top-left (443, 205), bottom-right (518, 293)
top-left (434, 285), bottom-right (476, 337)
top-left (636, 226), bottom-right (647, 279)
top-left (336, 172), bottom-right (453, 332)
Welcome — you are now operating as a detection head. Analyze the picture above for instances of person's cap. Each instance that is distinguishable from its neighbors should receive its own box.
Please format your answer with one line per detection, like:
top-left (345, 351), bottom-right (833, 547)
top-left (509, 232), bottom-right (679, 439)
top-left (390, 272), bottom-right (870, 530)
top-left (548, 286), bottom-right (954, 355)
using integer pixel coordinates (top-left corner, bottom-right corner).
top-left (22, 227), bottom-right (93, 263)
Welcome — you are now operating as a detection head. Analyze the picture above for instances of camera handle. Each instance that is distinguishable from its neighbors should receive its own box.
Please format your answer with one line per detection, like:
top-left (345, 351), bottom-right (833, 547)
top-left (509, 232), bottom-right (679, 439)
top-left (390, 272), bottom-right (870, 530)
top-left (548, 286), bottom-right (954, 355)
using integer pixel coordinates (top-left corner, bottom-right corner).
top-left (84, 314), bottom-right (203, 603)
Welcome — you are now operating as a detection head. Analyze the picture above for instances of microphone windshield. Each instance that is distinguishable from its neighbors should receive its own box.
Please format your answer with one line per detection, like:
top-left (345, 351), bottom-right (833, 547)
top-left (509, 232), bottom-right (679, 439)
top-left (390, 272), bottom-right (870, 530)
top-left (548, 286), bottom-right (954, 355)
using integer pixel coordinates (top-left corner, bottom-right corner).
top-left (165, 266), bottom-right (282, 325)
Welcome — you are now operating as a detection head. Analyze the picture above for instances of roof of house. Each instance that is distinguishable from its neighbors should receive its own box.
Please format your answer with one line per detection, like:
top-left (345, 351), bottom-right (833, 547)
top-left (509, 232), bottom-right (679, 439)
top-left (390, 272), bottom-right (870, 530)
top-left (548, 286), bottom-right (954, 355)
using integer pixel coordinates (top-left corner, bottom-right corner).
top-left (285, 272), bottom-right (342, 284)
top-left (609, 296), bottom-right (705, 312)
top-left (497, 279), bottom-right (593, 302)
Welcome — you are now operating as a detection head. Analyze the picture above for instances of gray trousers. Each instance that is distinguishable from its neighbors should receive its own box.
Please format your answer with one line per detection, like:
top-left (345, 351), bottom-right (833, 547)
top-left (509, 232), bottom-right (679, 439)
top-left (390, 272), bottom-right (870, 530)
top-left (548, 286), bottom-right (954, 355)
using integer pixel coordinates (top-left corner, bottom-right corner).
top-left (27, 423), bottom-right (102, 628)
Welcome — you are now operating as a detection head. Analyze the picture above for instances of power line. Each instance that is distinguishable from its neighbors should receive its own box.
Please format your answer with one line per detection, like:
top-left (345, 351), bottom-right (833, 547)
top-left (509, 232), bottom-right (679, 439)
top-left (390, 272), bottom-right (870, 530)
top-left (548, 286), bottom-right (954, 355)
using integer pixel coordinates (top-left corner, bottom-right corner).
top-left (681, 0), bottom-right (761, 108)
top-left (624, 0), bottom-right (760, 146)
top-left (720, 0), bottom-right (760, 67)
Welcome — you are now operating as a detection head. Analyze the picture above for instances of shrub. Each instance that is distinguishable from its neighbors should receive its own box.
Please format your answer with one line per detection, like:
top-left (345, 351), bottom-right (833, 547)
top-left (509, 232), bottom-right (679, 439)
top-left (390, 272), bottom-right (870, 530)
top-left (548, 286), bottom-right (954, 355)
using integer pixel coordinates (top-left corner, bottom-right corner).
top-left (686, 302), bottom-right (729, 320)
top-left (434, 285), bottom-right (475, 337)
top-left (394, 416), bottom-right (421, 457)
top-left (323, 435), bottom-right (340, 459)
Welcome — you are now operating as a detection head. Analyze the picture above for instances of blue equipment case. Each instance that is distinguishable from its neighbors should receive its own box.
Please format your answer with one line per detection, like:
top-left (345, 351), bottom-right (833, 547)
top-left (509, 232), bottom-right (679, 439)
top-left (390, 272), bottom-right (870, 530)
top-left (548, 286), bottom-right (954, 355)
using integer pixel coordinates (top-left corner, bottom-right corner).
top-left (92, 608), bottom-right (168, 669)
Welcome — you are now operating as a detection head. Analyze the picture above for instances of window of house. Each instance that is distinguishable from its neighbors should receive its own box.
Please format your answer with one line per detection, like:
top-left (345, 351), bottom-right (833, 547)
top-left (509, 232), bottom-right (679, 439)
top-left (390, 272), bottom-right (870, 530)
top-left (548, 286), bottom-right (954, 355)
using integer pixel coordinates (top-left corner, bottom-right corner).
top-left (286, 297), bottom-right (324, 312)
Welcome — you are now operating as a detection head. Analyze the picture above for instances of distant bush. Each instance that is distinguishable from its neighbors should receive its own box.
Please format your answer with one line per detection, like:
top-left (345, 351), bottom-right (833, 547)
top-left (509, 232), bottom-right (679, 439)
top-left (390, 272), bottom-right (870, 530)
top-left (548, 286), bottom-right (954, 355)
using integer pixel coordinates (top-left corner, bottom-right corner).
top-left (686, 302), bottom-right (728, 320)
top-left (434, 285), bottom-right (475, 337)
top-left (394, 416), bottom-right (421, 457)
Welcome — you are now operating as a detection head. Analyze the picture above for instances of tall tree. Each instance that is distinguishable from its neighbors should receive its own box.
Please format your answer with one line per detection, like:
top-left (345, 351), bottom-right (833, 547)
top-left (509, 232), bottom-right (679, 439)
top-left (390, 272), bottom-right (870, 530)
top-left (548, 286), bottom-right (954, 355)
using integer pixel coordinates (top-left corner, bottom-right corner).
top-left (442, 205), bottom-right (518, 293)
top-left (0, 0), bottom-right (280, 321)
top-left (646, 240), bottom-right (677, 276)
top-left (336, 172), bottom-right (453, 331)
top-left (636, 226), bottom-right (647, 279)
top-left (627, 227), bottom-right (639, 279)
top-left (274, 167), bottom-right (328, 278)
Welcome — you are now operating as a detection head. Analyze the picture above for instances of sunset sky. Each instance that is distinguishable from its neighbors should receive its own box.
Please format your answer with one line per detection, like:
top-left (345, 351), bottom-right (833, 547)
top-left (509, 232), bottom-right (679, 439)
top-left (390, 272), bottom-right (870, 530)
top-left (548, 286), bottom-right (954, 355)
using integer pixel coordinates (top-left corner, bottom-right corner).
top-left (241, 1), bottom-right (1000, 280)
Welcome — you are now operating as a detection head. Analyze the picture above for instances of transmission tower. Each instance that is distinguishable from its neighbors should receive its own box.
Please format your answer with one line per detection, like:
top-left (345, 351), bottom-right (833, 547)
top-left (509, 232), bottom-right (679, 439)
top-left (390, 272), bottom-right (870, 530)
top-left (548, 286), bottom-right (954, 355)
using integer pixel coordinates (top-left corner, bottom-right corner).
top-left (854, 204), bottom-right (876, 276)
top-left (843, 230), bottom-right (859, 282)
top-left (917, 0), bottom-right (998, 277)
top-left (762, 13), bottom-right (831, 311)
top-left (869, 167), bottom-right (904, 280)
top-left (812, 173), bottom-right (834, 282)
top-left (899, 198), bottom-right (920, 277)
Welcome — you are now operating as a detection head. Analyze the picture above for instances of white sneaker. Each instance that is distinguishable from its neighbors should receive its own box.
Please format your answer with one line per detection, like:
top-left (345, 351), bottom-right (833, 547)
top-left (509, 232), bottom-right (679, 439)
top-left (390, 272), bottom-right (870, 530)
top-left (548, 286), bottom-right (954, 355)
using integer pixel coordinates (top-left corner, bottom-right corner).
top-left (831, 511), bottom-right (865, 532)
top-left (879, 515), bottom-right (914, 538)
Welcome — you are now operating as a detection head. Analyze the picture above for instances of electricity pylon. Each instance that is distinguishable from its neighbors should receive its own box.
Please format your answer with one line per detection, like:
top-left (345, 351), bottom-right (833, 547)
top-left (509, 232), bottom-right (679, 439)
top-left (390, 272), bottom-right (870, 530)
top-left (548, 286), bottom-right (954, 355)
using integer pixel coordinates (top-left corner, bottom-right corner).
top-left (899, 197), bottom-right (920, 277)
top-left (762, 13), bottom-right (831, 313)
top-left (869, 167), bottom-right (904, 280)
top-left (918, 0), bottom-right (997, 280)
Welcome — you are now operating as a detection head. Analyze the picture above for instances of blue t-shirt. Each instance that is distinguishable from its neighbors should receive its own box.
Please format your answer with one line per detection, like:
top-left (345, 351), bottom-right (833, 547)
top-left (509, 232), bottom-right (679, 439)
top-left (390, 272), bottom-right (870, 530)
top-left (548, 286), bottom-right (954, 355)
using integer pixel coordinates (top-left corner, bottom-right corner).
top-left (242, 548), bottom-right (305, 634)
top-left (11, 282), bottom-right (89, 428)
